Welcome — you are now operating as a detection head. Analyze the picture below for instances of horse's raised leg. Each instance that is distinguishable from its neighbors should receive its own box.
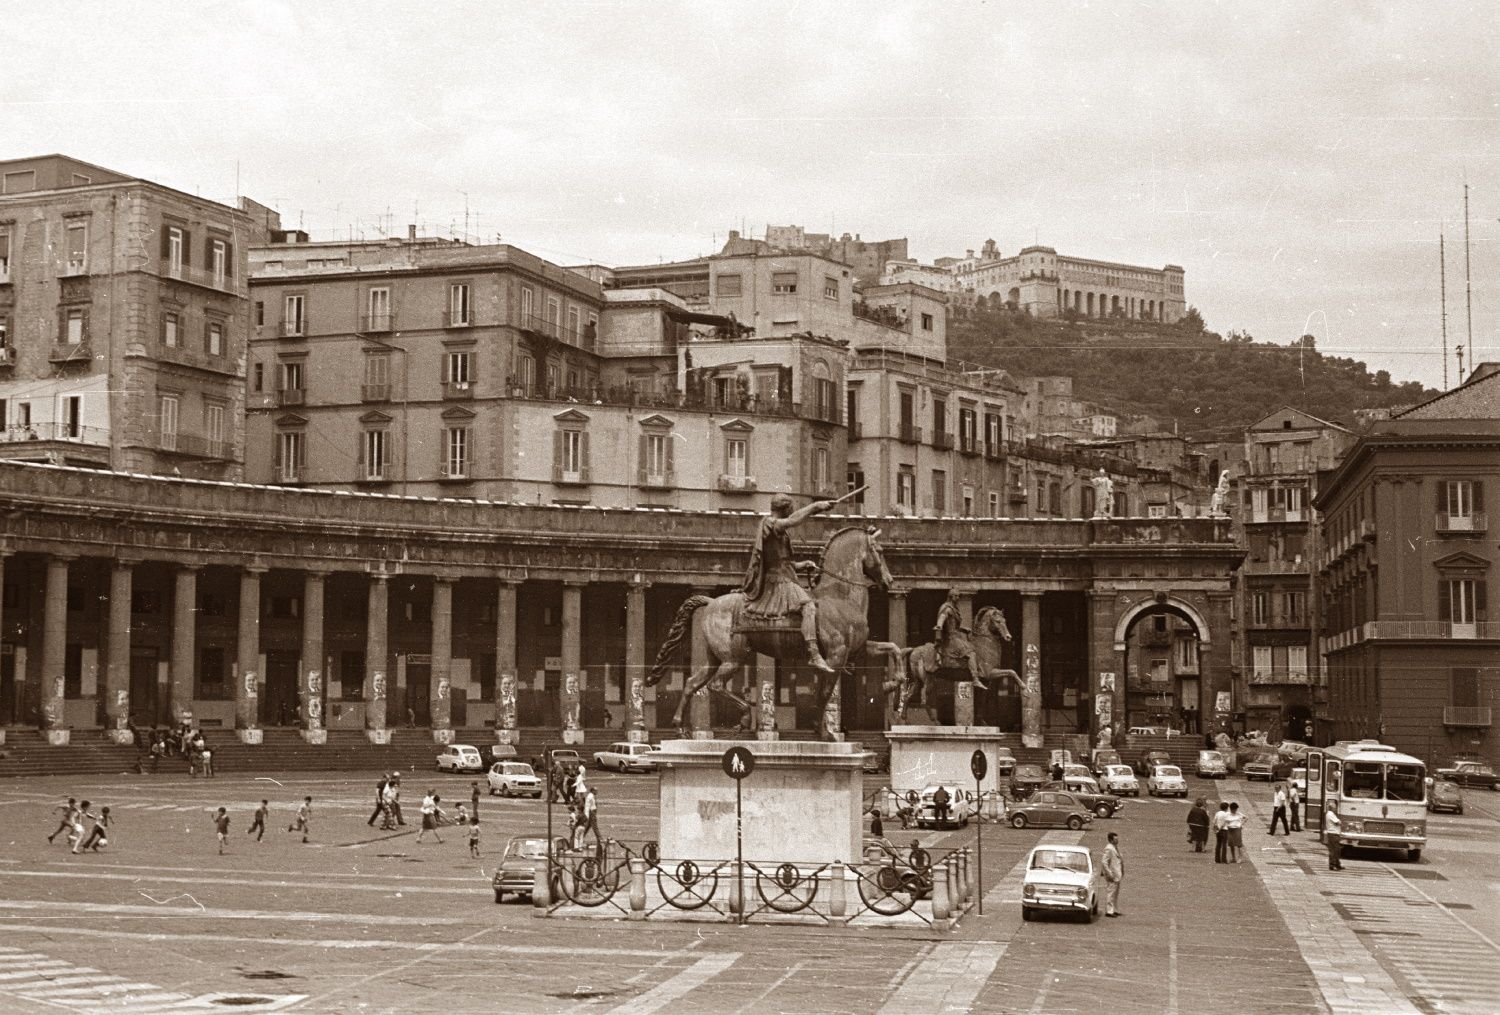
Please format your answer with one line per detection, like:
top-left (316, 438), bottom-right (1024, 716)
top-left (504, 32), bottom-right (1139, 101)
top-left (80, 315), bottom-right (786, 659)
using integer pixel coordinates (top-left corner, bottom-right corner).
top-left (674, 657), bottom-right (718, 736)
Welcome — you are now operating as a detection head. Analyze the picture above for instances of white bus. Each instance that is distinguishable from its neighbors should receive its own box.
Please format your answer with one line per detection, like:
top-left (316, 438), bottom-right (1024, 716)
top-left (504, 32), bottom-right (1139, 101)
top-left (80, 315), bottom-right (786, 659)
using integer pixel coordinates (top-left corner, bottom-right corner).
top-left (1306, 739), bottom-right (1427, 861)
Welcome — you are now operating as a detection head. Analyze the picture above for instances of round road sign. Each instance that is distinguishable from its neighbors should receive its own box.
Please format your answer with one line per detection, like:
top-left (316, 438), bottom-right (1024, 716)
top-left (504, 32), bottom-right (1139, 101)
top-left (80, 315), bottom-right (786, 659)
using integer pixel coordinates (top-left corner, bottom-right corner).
top-left (722, 745), bottom-right (756, 780)
top-left (970, 749), bottom-right (988, 781)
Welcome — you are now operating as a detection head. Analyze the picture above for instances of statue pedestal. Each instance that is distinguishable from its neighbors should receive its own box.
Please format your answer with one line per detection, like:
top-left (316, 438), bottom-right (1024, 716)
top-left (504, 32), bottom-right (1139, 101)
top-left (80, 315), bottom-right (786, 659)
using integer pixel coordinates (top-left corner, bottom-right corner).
top-left (495, 728), bottom-right (519, 746)
top-left (365, 729), bottom-right (391, 745)
top-left (626, 728), bottom-right (648, 744)
top-left (560, 728), bottom-right (584, 746)
top-left (45, 729), bottom-right (71, 747)
top-left (236, 728), bottom-right (264, 746)
top-left (756, 730), bottom-right (779, 742)
top-left (653, 739), bottom-right (864, 864)
top-left (105, 728), bottom-right (135, 746)
top-left (886, 725), bottom-right (1009, 796)
top-left (300, 728), bottom-right (327, 746)
top-left (432, 728), bottom-right (455, 745)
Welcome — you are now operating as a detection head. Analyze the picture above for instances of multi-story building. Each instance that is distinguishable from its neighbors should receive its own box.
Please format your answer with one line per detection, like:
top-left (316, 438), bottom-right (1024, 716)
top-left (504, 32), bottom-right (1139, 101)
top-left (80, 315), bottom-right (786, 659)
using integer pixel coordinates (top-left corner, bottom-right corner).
top-left (1315, 366), bottom-right (1500, 767)
top-left (0, 155), bottom-right (263, 478)
top-left (720, 226), bottom-right (908, 284)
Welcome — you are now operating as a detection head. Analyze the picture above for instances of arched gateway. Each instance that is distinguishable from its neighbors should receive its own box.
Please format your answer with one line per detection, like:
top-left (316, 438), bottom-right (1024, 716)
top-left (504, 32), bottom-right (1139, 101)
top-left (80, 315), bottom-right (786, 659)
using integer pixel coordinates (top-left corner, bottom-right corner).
top-left (0, 463), bottom-right (1241, 746)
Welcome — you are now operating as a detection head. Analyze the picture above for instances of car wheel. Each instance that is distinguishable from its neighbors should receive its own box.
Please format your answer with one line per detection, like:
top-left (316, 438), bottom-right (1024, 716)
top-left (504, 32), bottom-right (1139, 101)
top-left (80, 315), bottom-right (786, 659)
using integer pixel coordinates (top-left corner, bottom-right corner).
top-left (494, 890), bottom-right (504, 903)
top-left (1457, 807), bottom-right (1464, 815)
top-left (1095, 803), bottom-right (1111, 819)
top-left (1091, 896), bottom-right (1098, 915)
top-left (1066, 815), bottom-right (1084, 831)
top-left (1408, 848), bottom-right (1422, 862)
top-left (1022, 907), bottom-right (1034, 922)
top-left (1011, 813), bottom-right (1028, 829)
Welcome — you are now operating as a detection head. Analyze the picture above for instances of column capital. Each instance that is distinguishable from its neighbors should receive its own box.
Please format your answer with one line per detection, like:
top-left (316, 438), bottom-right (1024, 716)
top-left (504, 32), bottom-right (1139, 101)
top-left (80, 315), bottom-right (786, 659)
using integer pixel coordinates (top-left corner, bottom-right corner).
top-left (242, 564), bottom-right (269, 576)
top-left (886, 588), bottom-right (909, 600)
top-left (50, 552), bottom-right (79, 564)
top-left (433, 575), bottom-right (457, 587)
top-left (562, 578), bottom-right (589, 588)
top-left (1021, 590), bottom-right (1044, 600)
top-left (368, 571), bottom-right (390, 584)
top-left (113, 557), bottom-right (142, 570)
top-left (303, 569), bottom-right (330, 581)
top-left (175, 563), bottom-right (201, 574)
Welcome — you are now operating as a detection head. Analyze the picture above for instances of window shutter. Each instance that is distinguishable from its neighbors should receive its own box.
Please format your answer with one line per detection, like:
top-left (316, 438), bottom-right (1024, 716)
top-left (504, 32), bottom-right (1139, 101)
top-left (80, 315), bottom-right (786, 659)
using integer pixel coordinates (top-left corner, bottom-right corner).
top-left (160, 228), bottom-right (171, 260)
top-left (1478, 580), bottom-right (1488, 620)
top-left (580, 431), bottom-right (591, 482)
top-left (1438, 482), bottom-right (1447, 516)
top-left (273, 435), bottom-right (283, 468)
top-left (552, 429), bottom-right (563, 482)
top-left (637, 434), bottom-right (647, 484)
top-left (1474, 481), bottom-right (1484, 513)
top-left (225, 242), bottom-right (234, 279)
top-left (204, 322), bottom-right (211, 352)
top-left (181, 230), bottom-right (192, 267)
top-left (665, 433), bottom-right (675, 479)
top-left (1437, 581), bottom-right (1451, 622)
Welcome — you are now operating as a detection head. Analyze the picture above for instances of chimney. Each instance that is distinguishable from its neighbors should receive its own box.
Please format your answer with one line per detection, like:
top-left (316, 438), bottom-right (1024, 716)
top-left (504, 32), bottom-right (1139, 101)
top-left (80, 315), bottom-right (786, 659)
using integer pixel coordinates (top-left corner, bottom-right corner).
top-left (407, 224), bottom-right (417, 241)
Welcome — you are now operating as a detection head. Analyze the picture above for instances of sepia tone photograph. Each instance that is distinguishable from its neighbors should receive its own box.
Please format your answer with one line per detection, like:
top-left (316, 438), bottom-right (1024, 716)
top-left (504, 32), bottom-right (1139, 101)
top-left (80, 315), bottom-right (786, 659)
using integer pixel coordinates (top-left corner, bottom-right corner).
top-left (0, 3), bottom-right (1496, 1013)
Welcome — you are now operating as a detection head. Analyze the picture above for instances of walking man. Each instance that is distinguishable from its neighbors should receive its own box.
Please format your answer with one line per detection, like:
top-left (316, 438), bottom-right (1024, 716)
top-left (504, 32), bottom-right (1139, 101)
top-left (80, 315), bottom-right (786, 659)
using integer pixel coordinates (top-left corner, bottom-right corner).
top-left (1288, 780), bottom-right (1302, 832)
top-left (288, 796), bottom-right (312, 843)
top-left (1325, 808), bottom-right (1344, 871)
top-left (1101, 831), bottom-right (1124, 917)
top-left (471, 780), bottom-right (481, 822)
top-left (367, 773), bottom-right (390, 827)
top-left (387, 774), bottom-right (405, 825)
top-left (1212, 801), bottom-right (1231, 863)
top-left (47, 797), bottom-right (79, 844)
top-left (1269, 783), bottom-right (1290, 835)
top-left (248, 799), bottom-right (268, 842)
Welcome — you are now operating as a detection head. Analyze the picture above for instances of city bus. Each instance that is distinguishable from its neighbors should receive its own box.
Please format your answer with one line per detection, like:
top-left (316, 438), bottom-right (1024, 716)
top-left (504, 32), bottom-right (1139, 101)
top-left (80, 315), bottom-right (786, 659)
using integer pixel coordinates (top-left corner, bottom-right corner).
top-left (1306, 739), bottom-right (1427, 860)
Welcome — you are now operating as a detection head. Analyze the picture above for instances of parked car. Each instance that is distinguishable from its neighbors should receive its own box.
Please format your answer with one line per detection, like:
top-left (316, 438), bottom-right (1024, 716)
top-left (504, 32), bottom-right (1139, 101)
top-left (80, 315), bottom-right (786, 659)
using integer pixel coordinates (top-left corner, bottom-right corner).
top-left (478, 743), bottom-right (519, 769)
top-left (1276, 740), bottom-right (1311, 762)
top-left (915, 784), bottom-right (970, 830)
top-left (486, 760), bottom-right (542, 798)
top-left (492, 835), bottom-right (556, 903)
top-left (1089, 749), bottom-right (1122, 778)
top-left (1099, 764), bottom-right (1140, 797)
top-left (1062, 763), bottom-right (1093, 783)
top-left (1147, 765), bottom-right (1188, 797)
top-left (1436, 760), bottom-right (1499, 790)
top-left (1427, 778), bottom-right (1464, 814)
top-left (436, 744), bottom-right (484, 773)
top-left (1134, 749), bottom-right (1172, 777)
top-left (1241, 756), bottom-right (1276, 781)
top-left (1196, 750), bottom-right (1228, 778)
top-left (1039, 779), bottom-right (1123, 819)
top-left (993, 748), bottom-right (1017, 778)
top-left (593, 741), bottom-right (658, 773)
top-left (1127, 726), bottom-right (1163, 737)
top-left (1008, 790), bottom-right (1094, 830)
top-left (1010, 763), bottom-right (1047, 800)
top-left (1021, 843), bottom-right (1099, 922)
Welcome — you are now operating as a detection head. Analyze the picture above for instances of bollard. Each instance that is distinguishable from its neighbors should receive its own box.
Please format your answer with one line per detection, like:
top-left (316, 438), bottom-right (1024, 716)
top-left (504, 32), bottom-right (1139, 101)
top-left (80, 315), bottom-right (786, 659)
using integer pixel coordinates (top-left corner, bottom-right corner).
top-left (958, 849), bottom-right (971, 904)
top-left (533, 858), bottom-right (552, 909)
top-left (729, 862), bottom-right (743, 916)
top-left (964, 848), bottom-right (976, 903)
top-left (829, 862), bottom-right (847, 918)
top-left (628, 858), bottom-right (647, 920)
top-left (930, 861), bottom-right (951, 922)
top-left (948, 855), bottom-right (961, 912)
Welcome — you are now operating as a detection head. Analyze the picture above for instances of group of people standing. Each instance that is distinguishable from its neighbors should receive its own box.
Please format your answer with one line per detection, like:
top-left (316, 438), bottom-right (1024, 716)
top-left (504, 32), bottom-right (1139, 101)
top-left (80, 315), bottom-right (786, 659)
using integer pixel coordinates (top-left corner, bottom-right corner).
top-left (138, 723), bottom-right (214, 777)
top-left (1185, 780), bottom-right (1304, 864)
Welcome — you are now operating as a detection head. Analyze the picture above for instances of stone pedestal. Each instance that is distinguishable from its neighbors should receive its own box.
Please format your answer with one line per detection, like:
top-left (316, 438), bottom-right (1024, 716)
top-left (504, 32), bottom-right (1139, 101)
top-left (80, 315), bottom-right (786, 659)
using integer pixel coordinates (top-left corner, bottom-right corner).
top-left (45, 729), bottom-right (71, 747)
top-left (560, 728), bottom-right (584, 746)
top-left (496, 727), bottom-right (519, 746)
top-left (105, 729), bottom-right (135, 746)
top-left (365, 728), bottom-right (391, 745)
top-left (626, 729), bottom-right (648, 743)
top-left (653, 739), bottom-right (865, 864)
top-left (235, 728), bottom-right (264, 746)
top-left (432, 728), bottom-right (455, 745)
top-left (300, 728), bottom-right (327, 746)
top-left (886, 725), bottom-right (1009, 796)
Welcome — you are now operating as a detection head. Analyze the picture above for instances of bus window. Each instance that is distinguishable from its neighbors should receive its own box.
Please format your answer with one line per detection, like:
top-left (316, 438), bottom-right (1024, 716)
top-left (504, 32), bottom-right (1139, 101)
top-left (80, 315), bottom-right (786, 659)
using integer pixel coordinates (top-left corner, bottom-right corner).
top-left (1345, 763), bottom-right (1383, 799)
top-left (1386, 765), bottom-right (1425, 801)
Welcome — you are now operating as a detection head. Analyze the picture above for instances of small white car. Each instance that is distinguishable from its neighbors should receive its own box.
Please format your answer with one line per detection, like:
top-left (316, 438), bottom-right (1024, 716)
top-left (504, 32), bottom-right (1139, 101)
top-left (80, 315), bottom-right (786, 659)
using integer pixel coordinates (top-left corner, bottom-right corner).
top-left (1062, 763), bottom-right (1093, 782)
top-left (1147, 764), bottom-right (1188, 797)
top-left (1289, 767), bottom-right (1307, 797)
top-left (1100, 764), bottom-right (1140, 797)
top-left (593, 741), bottom-right (658, 773)
top-left (436, 744), bottom-right (484, 773)
top-left (1197, 750), bottom-right (1229, 778)
top-left (486, 760), bottom-right (542, 798)
top-left (1021, 843), bottom-right (1098, 922)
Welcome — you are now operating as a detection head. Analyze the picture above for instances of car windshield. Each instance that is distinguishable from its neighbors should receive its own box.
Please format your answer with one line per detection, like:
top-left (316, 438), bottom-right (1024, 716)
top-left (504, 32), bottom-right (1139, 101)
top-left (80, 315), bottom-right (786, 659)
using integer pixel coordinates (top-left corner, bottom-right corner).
top-left (501, 763), bottom-right (533, 776)
top-left (1016, 765), bottom-right (1043, 778)
top-left (506, 839), bottom-right (548, 859)
top-left (1107, 766), bottom-right (1133, 777)
top-left (1156, 767), bottom-right (1181, 778)
top-left (1031, 850), bottom-right (1089, 873)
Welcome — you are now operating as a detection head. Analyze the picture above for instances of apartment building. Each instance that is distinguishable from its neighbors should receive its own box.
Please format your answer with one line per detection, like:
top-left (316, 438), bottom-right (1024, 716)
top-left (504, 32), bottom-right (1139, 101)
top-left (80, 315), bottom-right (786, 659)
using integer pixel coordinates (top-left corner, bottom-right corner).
top-left (0, 155), bottom-right (261, 478)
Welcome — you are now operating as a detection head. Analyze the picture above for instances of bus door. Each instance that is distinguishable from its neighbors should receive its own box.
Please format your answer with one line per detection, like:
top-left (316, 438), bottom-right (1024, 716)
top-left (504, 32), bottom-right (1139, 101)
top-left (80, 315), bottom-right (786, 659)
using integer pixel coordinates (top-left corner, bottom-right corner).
top-left (1306, 749), bottom-right (1323, 833)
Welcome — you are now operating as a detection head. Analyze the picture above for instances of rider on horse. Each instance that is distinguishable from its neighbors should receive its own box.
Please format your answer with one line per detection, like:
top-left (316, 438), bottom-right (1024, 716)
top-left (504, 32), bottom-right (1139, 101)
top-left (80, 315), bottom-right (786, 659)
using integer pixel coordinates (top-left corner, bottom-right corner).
top-left (740, 494), bottom-right (836, 674)
top-left (932, 589), bottom-right (977, 678)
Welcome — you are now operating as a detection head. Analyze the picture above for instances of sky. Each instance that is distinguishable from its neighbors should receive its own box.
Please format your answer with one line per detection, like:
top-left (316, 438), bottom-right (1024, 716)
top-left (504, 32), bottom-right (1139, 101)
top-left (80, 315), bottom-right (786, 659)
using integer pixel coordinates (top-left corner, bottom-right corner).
top-left (5, 1), bottom-right (1497, 389)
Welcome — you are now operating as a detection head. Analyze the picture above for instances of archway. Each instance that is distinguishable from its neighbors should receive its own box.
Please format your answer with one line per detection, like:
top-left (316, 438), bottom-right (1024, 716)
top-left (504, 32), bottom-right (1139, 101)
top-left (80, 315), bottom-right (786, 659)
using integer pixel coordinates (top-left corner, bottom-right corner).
top-left (1112, 596), bottom-right (1211, 735)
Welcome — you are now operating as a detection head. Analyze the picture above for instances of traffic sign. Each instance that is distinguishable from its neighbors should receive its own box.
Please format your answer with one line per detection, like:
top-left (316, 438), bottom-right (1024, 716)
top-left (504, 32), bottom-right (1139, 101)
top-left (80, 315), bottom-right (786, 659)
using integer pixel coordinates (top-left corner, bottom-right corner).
top-left (722, 745), bottom-right (755, 780)
top-left (970, 748), bottom-right (988, 781)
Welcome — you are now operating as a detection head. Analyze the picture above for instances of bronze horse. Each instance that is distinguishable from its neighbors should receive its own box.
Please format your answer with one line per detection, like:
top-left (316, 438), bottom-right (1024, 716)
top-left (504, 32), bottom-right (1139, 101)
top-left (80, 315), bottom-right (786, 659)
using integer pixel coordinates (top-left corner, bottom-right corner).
top-left (647, 526), bottom-right (898, 738)
top-left (886, 606), bottom-right (1020, 721)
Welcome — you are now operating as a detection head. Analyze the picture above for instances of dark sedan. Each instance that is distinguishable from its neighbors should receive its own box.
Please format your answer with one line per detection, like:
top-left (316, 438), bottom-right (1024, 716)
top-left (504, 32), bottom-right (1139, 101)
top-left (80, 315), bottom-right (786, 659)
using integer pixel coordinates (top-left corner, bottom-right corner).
top-left (1010, 763), bottom-right (1047, 800)
top-left (1427, 779), bottom-right (1464, 814)
top-left (1038, 779), bottom-right (1123, 818)
top-left (1008, 790), bottom-right (1095, 831)
top-left (1436, 761), bottom-right (1499, 790)
top-left (1134, 749), bottom-right (1172, 777)
top-left (492, 835), bottom-right (556, 903)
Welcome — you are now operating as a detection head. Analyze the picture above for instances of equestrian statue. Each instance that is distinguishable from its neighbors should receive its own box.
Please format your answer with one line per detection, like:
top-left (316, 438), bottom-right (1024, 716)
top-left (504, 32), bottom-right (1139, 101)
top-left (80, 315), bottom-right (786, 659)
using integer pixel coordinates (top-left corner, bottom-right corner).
top-left (884, 600), bottom-right (1023, 723)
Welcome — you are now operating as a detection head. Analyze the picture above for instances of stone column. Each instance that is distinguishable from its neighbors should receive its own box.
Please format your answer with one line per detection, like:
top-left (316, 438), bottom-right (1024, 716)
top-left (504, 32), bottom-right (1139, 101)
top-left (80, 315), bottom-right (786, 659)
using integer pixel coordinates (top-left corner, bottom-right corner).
top-left (953, 591), bottom-right (976, 727)
top-left (235, 566), bottom-right (264, 744)
top-left (624, 580), bottom-right (648, 743)
top-left (103, 561), bottom-right (135, 744)
top-left (1087, 589), bottom-right (1122, 747)
top-left (430, 577), bottom-right (454, 743)
top-left (170, 565), bottom-right (198, 728)
top-left (1020, 591), bottom-right (1043, 748)
top-left (364, 574), bottom-right (390, 744)
top-left (300, 571), bottom-right (327, 744)
top-left (688, 589), bottom-right (713, 739)
top-left (559, 581), bottom-right (584, 744)
top-left (887, 590), bottom-right (908, 648)
top-left (41, 555), bottom-right (73, 744)
top-left (495, 580), bottom-right (519, 746)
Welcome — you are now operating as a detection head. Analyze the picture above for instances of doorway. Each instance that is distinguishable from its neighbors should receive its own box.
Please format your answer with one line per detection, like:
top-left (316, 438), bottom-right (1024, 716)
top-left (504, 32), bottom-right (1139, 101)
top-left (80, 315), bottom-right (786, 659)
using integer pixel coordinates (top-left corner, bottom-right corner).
top-left (0, 648), bottom-right (18, 726)
top-left (129, 649), bottom-right (161, 727)
top-left (264, 650), bottom-right (299, 726)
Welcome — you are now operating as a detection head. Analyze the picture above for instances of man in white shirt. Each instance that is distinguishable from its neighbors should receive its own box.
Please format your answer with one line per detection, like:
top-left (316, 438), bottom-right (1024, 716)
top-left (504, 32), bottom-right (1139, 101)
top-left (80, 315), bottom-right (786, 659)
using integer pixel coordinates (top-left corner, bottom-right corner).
top-left (1269, 784), bottom-right (1290, 835)
top-left (1212, 802), bottom-right (1231, 863)
top-left (1324, 809), bottom-right (1343, 871)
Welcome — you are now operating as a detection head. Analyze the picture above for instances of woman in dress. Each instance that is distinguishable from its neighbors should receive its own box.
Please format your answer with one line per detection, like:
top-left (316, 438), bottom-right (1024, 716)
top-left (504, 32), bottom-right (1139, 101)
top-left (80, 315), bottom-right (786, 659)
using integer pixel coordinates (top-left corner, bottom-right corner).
top-left (1186, 797), bottom-right (1210, 853)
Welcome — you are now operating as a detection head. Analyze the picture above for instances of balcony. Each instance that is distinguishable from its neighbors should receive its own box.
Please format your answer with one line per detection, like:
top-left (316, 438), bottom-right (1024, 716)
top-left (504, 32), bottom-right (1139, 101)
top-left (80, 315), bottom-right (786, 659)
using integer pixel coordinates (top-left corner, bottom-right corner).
top-left (1436, 511), bottom-right (1487, 534)
top-left (277, 388), bottom-right (305, 407)
top-left (61, 259), bottom-right (88, 277)
top-left (158, 432), bottom-right (231, 459)
top-left (275, 466), bottom-right (303, 484)
top-left (278, 319), bottom-right (308, 338)
top-left (358, 313), bottom-right (395, 334)
top-left (1361, 620), bottom-right (1500, 641)
top-left (1241, 558), bottom-right (1309, 576)
top-left (0, 347), bottom-right (15, 368)
top-left (361, 384), bottom-right (390, 403)
top-left (0, 265), bottom-right (10, 284)
top-left (984, 442), bottom-right (1004, 461)
top-left (0, 422), bottom-right (110, 447)
top-left (933, 431), bottom-right (954, 451)
top-left (522, 314), bottom-right (591, 350)
top-left (439, 461), bottom-right (472, 481)
top-left (1249, 670), bottom-right (1313, 687)
top-left (48, 343), bottom-right (92, 365)
top-left (637, 471), bottom-right (675, 490)
top-left (958, 435), bottom-right (980, 456)
top-left (442, 380), bottom-right (474, 400)
top-left (1007, 484), bottom-right (1028, 503)
top-left (552, 465), bottom-right (590, 486)
top-left (717, 473), bottom-right (758, 493)
top-left (898, 424), bottom-right (923, 445)
top-left (161, 262), bottom-right (245, 296)
top-left (443, 309), bottom-right (473, 328)
top-left (1443, 706), bottom-right (1492, 728)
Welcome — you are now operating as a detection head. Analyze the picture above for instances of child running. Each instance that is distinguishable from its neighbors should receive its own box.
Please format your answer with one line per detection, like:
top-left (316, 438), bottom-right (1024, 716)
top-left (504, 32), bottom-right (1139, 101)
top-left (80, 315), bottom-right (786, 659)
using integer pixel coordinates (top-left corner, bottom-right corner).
top-left (69, 801), bottom-right (96, 854)
top-left (81, 806), bottom-right (112, 851)
top-left (47, 797), bottom-right (79, 844)
top-left (213, 807), bottom-right (231, 855)
top-left (247, 800), bottom-right (268, 841)
top-left (287, 796), bottom-right (312, 843)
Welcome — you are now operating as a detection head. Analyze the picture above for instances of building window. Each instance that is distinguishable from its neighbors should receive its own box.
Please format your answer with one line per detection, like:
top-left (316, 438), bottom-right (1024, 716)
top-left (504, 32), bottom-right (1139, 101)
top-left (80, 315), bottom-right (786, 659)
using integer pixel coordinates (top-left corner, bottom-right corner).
top-left (60, 395), bottom-right (82, 438)
top-left (365, 352), bottom-right (390, 390)
top-left (962, 485), bottom-right (974, 517)
top-left (158, 395), bottom-right (179, 450)
top-left (366, 287), bottom-right (391, 330)
top-left (162, 311), bottom-right (179, 348)
top-left (1035, 478), bottom-right (1047, 513)
top-left (362, 428), bottom-right (388, 481)
top-left (64, 221), bottom-right (87, 273)
top-left (1287, 644), bottom-right (1308, 678)
top-left (252, 363), bottom-right (264, 392)
top-left (167, 226), bottom-right (184, 275)
top-left (641, 430), bottom-right (672, 481)
top-left (958, 407), bottom-right (977, 451)
top-left (716, 273), bottom-right (742, 297)
top-left (931, 469), bottom-right (946, 515)
top-left (444, 426), bottom-right (470, 478)
top-left (445, 350), bottom-right (472, 385)
top-left (846, 386), bottom-right (859, 435)
top-left (847, 468), bottom-right (865, 510)
top-left (279, 361), bottom-right (303, 393)
top-left (816, 377), bottom-right (837, 422)
top-left (254, 301), bottom-right (264, 327)
top-left (546, 296), bottom-right (561, 331)
top-left (932, 398), bottom-right (947, 440)
top-left (1439, 578), bottom-right (1485, 627)
top-left (210, 238), bottom-right (228, 284)
top-left (283, 294), bottom-right (306, 336)
top-left (1048, 480), bottom-right (1062, 514)
top-left (197, 646), bottom-right (227, 700)
top-left (1252, 592), bottom-right (1269, 625)
top-left (2, 170), bottom-right (35, 193)
top-left (897, 468), bottom-right (915, 513)
top-left (0, 228), bottom-right (10, 278)
top-left (1284, 591), bottom-right (1305, 624)
top-left (725, 436), bottom-right (748, 479)
top-left (566, 307), bottom-right (580, 342)
top-left (517, 353), bottom-right (535, 393)
top-left (824, 277), bottom-right (839, 300)
top-left (1440, 480), bottom-right (1483, 530)
top-left (920, 312), bottom-right (934, 331)
top-left (205, 320), bottom-right (224, 356)
top-left (813, 444), bottom-right (830, 493)
top-left (205, 403), bottom-right (225, 451)
top-left (555, 427), bottom-right (589, 482)
top-left (64, 307), bottom-right (85, 345)
top-left (1252, 645), bottom-right (1272, 679)
top-left (448, 282), bottom-right (471, 325)
top-left (988, 490), bottom-right (1001, 517)
top-left (772, 272), bottom-right (798, 294)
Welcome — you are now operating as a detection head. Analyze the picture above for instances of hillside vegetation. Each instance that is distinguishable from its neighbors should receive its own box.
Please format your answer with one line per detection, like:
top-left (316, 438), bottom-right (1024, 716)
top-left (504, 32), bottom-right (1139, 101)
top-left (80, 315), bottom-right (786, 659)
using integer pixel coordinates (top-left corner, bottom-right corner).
top-left (946, 305), bottom-right (1435, 438)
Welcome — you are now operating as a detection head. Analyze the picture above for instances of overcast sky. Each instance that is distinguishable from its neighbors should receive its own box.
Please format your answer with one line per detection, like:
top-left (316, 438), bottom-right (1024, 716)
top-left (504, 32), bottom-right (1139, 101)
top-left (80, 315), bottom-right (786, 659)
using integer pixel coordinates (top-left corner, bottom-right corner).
top-left (6, 1), bottom-right (1496, 388)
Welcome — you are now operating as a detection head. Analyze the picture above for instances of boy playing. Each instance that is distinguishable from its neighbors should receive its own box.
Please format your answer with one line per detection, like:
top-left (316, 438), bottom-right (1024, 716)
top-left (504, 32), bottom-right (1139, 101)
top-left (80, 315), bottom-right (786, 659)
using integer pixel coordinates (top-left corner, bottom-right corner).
top-left (69, 801), bottom-right (97, 854)
top-left (288, 796), bottom-right (312, 843)
top-left (467, 816), bottom-right (481, 858)
top-left (47, 797), bottom-right (78, 843)
top-left (81, 806), bottom-right (112, 851)
top-left (214, 807), bottom-right (231, 855)
top-left (248, 800), bottom-right (268, 841)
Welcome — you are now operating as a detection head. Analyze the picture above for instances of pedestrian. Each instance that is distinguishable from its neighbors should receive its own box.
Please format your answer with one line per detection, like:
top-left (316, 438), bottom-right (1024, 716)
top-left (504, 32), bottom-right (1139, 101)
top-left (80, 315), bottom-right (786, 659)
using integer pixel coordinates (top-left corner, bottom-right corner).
top-left (1050, 761), bottom-right (1064, 781)
top-left (213, 807), bottom-right (231, 855)
top-left (201, 745), bottom-right (214, 778)
top-left (380, 780), bottom-right (399, 830)
top-left (453, 803), bottom-right (469, 828)
top-left (870, 807), bottom-right (884, 839)
top-left (368, 773), bottom-right (390, 827)
top-left (150, 735), bottom-right (163, 773)
top-left (287, 796), bottom-right (312, 843)
top-left (387, 773), bottom-right (405, 825)
top-left (1324, 808), bottom-right (1344, 871)
top-left (1101, 831), bottom-right (1124, 917)
top-left (1187, 797), bottom-right (1210, 853)
top-left (47, 797), bottom-right (79, 844)
top-left (1269, 783), bottom-right (1290, 836)
top-left (248, 799), bottom-right (268, 841)
top-left (70, 801), bottom-right (96, 854)
top-left (1212, 801), bottom-right (1231, 863)
top-left (467, 816), bottom-right (481, 858)
top-left (1288, 781), bottom-right (1302, 832)
top-left (417, 791), bottom-right (443, 844)
top-left (579, 782), bottom-right (599, 848)
top-left (932, 785), bottom-right (951, 826)
top-left (471, 780), bottom-right (481, 822)
top-left (1226, 802), bottom-right (1245, 863)
top-left (82, 806), bottom-right (112, 851)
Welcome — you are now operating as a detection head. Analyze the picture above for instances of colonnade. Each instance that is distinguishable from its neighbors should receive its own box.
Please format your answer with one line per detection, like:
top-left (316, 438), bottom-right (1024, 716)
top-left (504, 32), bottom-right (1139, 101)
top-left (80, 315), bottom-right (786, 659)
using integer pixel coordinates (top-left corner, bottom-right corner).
top-left (1062, 290), bottom-right (1161, 321)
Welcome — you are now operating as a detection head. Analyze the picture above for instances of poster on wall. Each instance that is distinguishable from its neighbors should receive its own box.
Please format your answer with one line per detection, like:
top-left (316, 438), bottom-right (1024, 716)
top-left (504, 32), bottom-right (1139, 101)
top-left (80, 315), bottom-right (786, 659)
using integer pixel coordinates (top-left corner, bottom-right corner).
top-left (1215, 691), bottom-right (1232, 714)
